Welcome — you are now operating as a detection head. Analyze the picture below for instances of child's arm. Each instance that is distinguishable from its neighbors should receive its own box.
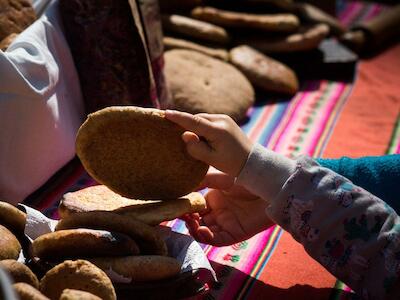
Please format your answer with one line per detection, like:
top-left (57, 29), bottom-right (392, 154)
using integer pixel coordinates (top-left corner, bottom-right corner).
top-left (237, 144), bottom-right (400, 299)
top-left (166, 110), bottom-right (400, 299)
top-left (317, 155), bottom-right (400, 212)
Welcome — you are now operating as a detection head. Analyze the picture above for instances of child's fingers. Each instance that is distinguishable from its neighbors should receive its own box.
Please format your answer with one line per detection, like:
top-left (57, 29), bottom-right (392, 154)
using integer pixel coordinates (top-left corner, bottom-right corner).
top-left (195, 113), bottom-right (221, 121)
top-left (165, 110), bottom-right (214, 137)
top-left (196, 113), bottom-right (229, 122)
top-left (182, 131), bottom-right (200, 144)
top-left (184, 136), bottom-right (213, 163)
top-left (184, 216), bottom-right (200, 232)
top-left (198, 172), bottom-right (235, 190)
top-left (196, 226), bottom-right (215, 244)
top-left (197, 226), bottom-right (233, 246)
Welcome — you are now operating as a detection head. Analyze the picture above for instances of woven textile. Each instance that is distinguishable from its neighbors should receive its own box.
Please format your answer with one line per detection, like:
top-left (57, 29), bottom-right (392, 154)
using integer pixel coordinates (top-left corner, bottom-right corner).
top-left (23, 2), bottom-right (400, 299)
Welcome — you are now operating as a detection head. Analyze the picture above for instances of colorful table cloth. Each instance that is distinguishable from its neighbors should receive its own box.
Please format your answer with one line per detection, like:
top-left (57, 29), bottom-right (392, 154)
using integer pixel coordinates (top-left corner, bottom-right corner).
top-left (24, 1), bottom-right (400, 299)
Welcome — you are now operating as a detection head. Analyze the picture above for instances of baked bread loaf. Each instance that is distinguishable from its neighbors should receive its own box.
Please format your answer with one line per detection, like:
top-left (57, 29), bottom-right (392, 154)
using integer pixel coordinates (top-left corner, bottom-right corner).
top-left (0, 201), bottom-right (26, 236)
top-left (76, 106), bottom-right (208, 200)
top-left (59, 185), bottom-right (148, 217)
top-left (59, 185), bottom-right (206, 225)
top-left (32, 229), bottom-right (139, 260)
top-left (165, 49), bottom-right (255, 122)
top-left (113, 192), bottom-right (207, 225)
top-left (0, 260), bottom-right (39, 288)
top-left (164, 36), bottom-right (229, 60)
top-left (56, 211), bottom-right (168, 256)
top-left (229, 45), bottom-right (299, 95)
top-left (0, 32), bottom-right (17, 51)
top-left (0, 225), bottom-right (21, 260)
top-left (89, 256), bottom-right (181, 282)
top-left (13, 283), bottom-right (49, 300)
top-left (59, 185), bottom-right (207, 226)
top-left (0, 0), bottom-right (36, 41)
top-left (162, 14), bottom-right (230, 44)
top-left (60, 289), bottom-right (102, 300)
top-left (191, 6), bottom-right (299, 32)
top-left (40, 260), bottom-right (116, 300)
top-left (236, 23), bottom-right (329, 53)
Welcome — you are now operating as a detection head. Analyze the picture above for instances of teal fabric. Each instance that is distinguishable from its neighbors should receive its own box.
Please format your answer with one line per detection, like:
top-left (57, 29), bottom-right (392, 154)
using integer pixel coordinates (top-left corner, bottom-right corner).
top-left (317, 155), bottom-right (400, 213)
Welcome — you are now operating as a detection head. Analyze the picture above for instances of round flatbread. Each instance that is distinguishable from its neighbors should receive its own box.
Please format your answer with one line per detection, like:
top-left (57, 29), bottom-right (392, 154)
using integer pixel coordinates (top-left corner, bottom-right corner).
top-left (13, 283), bottom-right (49, 300)
top-left (229, 45), bottom-right (299, 95)
top-left (0, 225), bottom-right (21, 260)
top-left (76, 106), bottom-right (209, 200)
top-left (164, 36), bottom-right (229, 61)
top-left (0, 0), bottom-right (36, 41)
top-left (165, 49), bottom-right (255, 122)
top-left (236, 23), bottom-right (330, 53)
top-left (60, 289), bottom-right (102, 300)
top-left (55, 211), bottom-right (168, 256)
top-left (59, 185), bottom-right (149, 218)
top-left (0, 33), bottom-right (18, 51)
top-left (0, 260), bottom-right (39, 289)
top-left (0, 201), bottom-right (26, 236)
top-left (191, 6), bottom-right (299, 32)
top-left (162, 14), bottom-right (230, 44)
top-left (40, 260), bottom-right (116, 300)
top-left (89, 256), bottom-right (181, 283)
top-left (31, 229), bottom-right (139, 261)
top-left (59, 185), bottom-right (207, 225)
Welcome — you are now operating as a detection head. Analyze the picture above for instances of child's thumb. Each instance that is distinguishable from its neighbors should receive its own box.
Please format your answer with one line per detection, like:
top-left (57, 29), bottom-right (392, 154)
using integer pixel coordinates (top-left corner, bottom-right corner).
top-left (182, 132), bottom-right (211, 163)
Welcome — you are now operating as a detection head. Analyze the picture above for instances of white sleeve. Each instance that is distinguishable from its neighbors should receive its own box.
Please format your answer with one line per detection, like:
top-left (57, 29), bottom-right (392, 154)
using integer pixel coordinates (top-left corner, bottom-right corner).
top-left (236, 144), bottom-right (400, 299)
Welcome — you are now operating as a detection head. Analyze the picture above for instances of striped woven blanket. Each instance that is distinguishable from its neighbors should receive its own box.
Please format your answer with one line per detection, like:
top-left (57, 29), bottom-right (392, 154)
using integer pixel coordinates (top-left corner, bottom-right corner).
top-left (24, 1), bottom-right (400, 299)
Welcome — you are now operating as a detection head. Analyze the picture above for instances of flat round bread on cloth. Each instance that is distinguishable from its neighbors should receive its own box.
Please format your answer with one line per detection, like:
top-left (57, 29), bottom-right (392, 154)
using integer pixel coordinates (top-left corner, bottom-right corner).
top-left (40, 260), bottom-right (116, 300)
top-left (89, 256), bottom-right (181, 282)
top-left (236, 23), bottom-right (330, 53)
top-left (55, 211), bottom-right (168, 256)
top-left (191, 6), bottom-right (299, 33)
top-left (59, 185), bottom-right (149, 217)
top-left (76, 106), bottom-right (209, 200)
top-left (0, 260), bottom-right (39, 288)
top-left (31, 229), bottom-right (139, 260)
top-left (0, 225), bottom-right (21, 260)
top-left (0, 201), bottom-right (27, 236)
top-left (163, 36), bottom-right (229, 61)
top-left (161, 14), bottom-right (230, 45)
top-left (164, 49), bottom-right (255, 122)
top-left (60, 289), bottom-right (101, 300)
top-left (58, 185), bottom-right (207, 225)
top-left (13, 283), bottom-right (49, 300)
top-left (229, 45), bottom-right (299, 95)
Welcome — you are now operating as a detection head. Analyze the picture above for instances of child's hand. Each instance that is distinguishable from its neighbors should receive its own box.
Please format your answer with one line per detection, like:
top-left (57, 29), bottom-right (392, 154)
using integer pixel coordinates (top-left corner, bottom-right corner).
top-left (197, 167), bottom-right (257, 199)
top-left (165, 110), bottom-right (253, 177)
top-left (182, 170), bottom-right (274, 246)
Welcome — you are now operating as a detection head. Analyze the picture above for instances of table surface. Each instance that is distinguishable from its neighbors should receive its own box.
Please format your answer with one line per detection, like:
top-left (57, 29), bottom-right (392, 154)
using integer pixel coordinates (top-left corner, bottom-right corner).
top-left (24, 1), bottom-right (400, 299)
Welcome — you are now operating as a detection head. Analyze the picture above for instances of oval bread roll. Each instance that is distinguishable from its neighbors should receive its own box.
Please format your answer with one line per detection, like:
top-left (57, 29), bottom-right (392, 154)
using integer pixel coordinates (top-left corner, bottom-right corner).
top-left (76, 106), bottom-right (209, 200)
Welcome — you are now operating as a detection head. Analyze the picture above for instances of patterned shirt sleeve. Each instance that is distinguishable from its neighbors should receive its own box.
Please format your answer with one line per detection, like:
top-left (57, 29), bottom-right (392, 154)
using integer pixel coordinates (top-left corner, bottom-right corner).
top-left (236, 144), bottom-right (400, 299)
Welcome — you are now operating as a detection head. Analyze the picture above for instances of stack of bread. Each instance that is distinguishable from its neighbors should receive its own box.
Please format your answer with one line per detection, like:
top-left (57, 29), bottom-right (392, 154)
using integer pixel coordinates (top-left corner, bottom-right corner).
top-left (160, 0), bottom-right (345, 122)
top-left (0, 106), bottom-right (210, 299)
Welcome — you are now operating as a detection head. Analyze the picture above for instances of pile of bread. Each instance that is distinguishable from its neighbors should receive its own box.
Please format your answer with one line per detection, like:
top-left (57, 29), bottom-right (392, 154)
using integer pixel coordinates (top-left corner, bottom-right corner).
top-left (161, 0), bottom-right (345, 122)
top-left (0, 107), bottom-right (210, 299)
